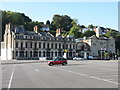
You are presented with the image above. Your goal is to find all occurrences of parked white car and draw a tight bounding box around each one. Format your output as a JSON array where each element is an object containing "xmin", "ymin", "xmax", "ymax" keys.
[{"xmin": 73, "ymin": 57, "xmax": 84, "ymax": 60}]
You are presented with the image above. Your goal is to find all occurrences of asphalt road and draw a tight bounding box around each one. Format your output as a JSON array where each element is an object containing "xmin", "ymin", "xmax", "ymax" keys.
[{"xmin": 2, "ymin": 60, "xmax": 119, "ymax": 88}]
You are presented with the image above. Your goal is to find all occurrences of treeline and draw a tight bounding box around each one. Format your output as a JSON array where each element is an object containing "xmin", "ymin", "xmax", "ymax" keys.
[
  {"xmin": 1, "ymin": 10, "xmax": 120, "ymax": 54},
  {"xmin": 2, "ymin": 10, "xmax": 119, "ymax": 38}
]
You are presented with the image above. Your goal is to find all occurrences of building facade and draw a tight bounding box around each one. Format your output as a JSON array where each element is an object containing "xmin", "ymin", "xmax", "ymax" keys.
[
  {"xmin": 1, "ymin": 23, "xmax": 76, "ymax": 60},
  {"xmin": 81, "ymin": 35, "xmax": 116, "ymax": 58}
]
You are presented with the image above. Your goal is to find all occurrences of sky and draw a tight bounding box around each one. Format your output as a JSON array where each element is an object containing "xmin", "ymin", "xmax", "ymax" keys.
[{"xmin": 1, "ymin": 2, "xmax": 118, "ymax": 30}]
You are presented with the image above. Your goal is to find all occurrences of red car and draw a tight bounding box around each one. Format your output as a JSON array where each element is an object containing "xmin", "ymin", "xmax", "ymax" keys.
[{"xmin": 48, "ymin": 57, "xmax": 68, "ymax": 66}]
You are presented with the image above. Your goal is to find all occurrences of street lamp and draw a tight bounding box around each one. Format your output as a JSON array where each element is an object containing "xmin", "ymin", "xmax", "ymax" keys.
[{"xmin": 101, "ymin": 48, "xmax": 103, "ymax": 60}]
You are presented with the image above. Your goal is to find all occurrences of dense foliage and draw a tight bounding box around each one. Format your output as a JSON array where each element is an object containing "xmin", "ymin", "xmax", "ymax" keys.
[{"xmin": 1, "ymin": 10, "xmax": 120, "ymax": 54}]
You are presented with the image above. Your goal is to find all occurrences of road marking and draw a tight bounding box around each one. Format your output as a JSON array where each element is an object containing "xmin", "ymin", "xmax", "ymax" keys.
[
  {"xmin": 85, "ymin": 66, "xmax": 118, "ymax": 72},
  {"xmin": 8, "ymin": 65, "xmax": 15, "ymax": 89},
  {"xmin": 50, "ymin": 66, "xmax": 119, "ymax": 85},
  {"xmin": 35, "ymin": 69, "xmax": 39, "ymax": 72},
  {"xmin": 48, "ymin": 66, "xmax": 56, "ymax": 68}
]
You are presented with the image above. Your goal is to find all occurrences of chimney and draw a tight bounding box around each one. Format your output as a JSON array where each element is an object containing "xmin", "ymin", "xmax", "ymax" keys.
[
  {"xmin": 56, "ymin": 28, "xmax": 61, "ymax": 37},
  {"xmin": 5, "ymin": 23, "xmax": 11, "ymax": 34},
  {"xmin": 34, "ymin": 25, "xmax": 38, "ymax": 33}
]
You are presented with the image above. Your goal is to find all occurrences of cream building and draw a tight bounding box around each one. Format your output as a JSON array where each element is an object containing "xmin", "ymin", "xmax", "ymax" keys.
[
  {"xmin": 1, "ymin": 23, "xmax": 76, "ymax": 60},
  {"xmin": 81, "ymin": 35, "xmax": 116, "ymax": 57}
]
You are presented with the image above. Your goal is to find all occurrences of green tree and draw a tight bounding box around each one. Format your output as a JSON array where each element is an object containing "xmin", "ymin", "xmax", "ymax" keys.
[
  {"xmin": 83, "ymin": 30, "xmax": 96, "ymax": 37},
  {"xmin": 105, "ymin": 29, "xmax": 118, "ymax": 38},
  {"xmin": 24, "ymin": 21, "xmax": 43, "ymax": 31},
  {"xmin": 88, "ymin": 24, "xmax": 94, "ymax": 29},
  {"xmin": 46, "ymin": 20, "xmax": 50, "ymax": 25},
  {"xmin": 104, "ymin": 52, "xmax": 109, "ymax": 59},
  {"xmin": 52, "ymin": 14, "xmax": 73, "ymax": 31},
  {"xmin": 69, "ymin": 19, "xmax": 83, "ymax": 38}
]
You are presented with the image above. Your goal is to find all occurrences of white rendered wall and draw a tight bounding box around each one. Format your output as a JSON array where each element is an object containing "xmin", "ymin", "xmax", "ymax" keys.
[
  {"xmin": 1, "ymin": 49, "xmax": 7, "ymax": 60},
  {"xmin": 7, "ymin": 48, "xmax": 12, "ymax": 60}
]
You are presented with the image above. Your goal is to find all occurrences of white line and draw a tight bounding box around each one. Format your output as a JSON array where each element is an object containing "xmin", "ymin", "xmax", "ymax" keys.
[
  {"xmin": 8, "ymin": 65, "xmax": 15, "ymax": 89},
  {"xmin": 35, "ymin": 69, "xmax": 39, "ymax": 72},
  {"xmin": 85, "ymin": 66, "xmax": 118, "ymax": 72},
  {"xmin": 51, "ymin": 66, "xmax": 119, "ymax": 85}
]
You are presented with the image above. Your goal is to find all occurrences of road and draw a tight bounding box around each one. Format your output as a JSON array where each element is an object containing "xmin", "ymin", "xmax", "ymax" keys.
[{"xmin": 2, "ymin": 60, "xmax": 119, "ymax": 89}]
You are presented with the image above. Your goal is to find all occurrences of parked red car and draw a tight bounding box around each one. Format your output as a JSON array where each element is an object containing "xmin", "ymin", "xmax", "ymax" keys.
[{"xmin": 48, "ymin": 57, "xmax": 68, "ymax": 66}]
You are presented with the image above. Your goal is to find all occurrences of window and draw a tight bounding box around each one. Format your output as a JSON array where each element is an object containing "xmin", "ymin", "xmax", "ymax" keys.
[
  {"xmin": 25, "ymin": 36, "xmax": 27, "ymax": 39},
  {"xmin": 30, "ymin": 42, "xmax": 32, "ymax": 48},
  {"xmin": 39, "ymin": 51, "xmax": 41, "ymax": 57},
  {"xmin": 25, "ymin": 42, "xmax": 27, "ymax": 48},
  {"xmin": 70, "ymin": 44, "xmax": 71, "ymax": 49},
  {"xmin": 25, "ymin": 51, "xmax": 28, "ymax": 57},
  {"xmin": 21, "ymin": 42, "xmax": 23, "ymax": 48},
  {"xmin": 63, "ymin": 44, "xmax": 65, "ymax": 49},
  {"xmin": 55, "ymin": 51, "xmax": 57, "ymax": 56},
  {"xmin": 47, "ymin": 43, "xmax": 49, "ymax": 49},
  {"xmin": 35, "ymin": 43, "xmax": 37, "ymax": 49},
  {"xmin": 39, "ymin": 42, "xmax": 41, "ymax": 48},
  {"xmin": 16, "ymin": 51, "xmax": 18, "ymax": 57},
  {"xmin": 16, "ymin": 41, "xmax": 18, "ymax": 48},
  {"xmin": 20, "ymin": 51, "xmax": 24, "ymax": 57},
  {"xmin": 34, "ymin": 51, "xmax": 38, "ymax": 57},
  {"xmin": 59, "ymin": 44, "xmax": 61, "ymax": 49},
  {"xmin": 30, "ymin": 51, "xmax": 32, "ymax": 57},
  {"xmin": 93, "ymin": 43, "xmax": 96, "ymax": 46},
  {"xmin": 43, "ymin": 51, "xmax": 45, "ymax": 57},
  {"xmin": 55, "ymin": 43, "xmax": 57, "ymax": 49},
  {"xmin": 51, "ymin": 51, "xmax": 53, "ymax": 57},
  {"xmin": 51, "ymin": 43, "xmax": 53, "ymax": 49},
  {"xmin": 43, "ymin": 43, "xmax": 46, "ymax": 48},
  {"xmin": 66, "ymin": 44, "xmax": 68, "ymax": 49}
]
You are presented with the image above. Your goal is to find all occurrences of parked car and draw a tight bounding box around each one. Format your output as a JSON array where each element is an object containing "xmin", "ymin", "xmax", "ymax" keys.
[
  {"xmin": 87, "ymin": 56, "xmax": 94, "ymax": 60},
  {"xmin": 73, "ymin": 57, "xmax": 84, "ymax": 60},
  {"xmin": 48, "ymin": 57, "xmax": 68, "ymax": 66}
]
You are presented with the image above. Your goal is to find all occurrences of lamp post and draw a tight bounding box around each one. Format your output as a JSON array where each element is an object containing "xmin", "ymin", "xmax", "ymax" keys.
[{"xmin": 101, "ymin": 48, "xmax": 103, "ymax": 60}]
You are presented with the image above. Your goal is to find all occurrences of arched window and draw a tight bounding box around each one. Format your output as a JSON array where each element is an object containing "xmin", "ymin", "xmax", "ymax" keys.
[
  {"xmin": 30, "ymin": 51, "xmax": 32, "ymax": 57},
  {"xmin": 47, "ymin": 43, "xmax": 49, "ymax": 49},
  {"xmin": 39, "ymin": 42, "xmax": 41, "ymax": 48},
  {"xmin": 25, "ymin": 51, "xmax": 28, "ymax": 57},
  {"xmin": 55, "ymin": 51, "xmax": 57, "ymax": 56},
  {"xmin": 55, "ymin": 43, "xmax": 57, "ymax": 49},
  {"xmin": 16, "ymin": 41, "xmax": 18, "ymax": 48},
  {"xmin": 43, "ymin": 51, "xmax": 45, "ymax": 57},
  {"xmin": 51, "ymin": 51, "xmax": 53, "ymax": 57},
  {"xmin": 16, "ymin": 51, "xmax": 18, "ymax": 57},
  {"xmin": 39, "ymin": 51, "xmax": 41, "ymax": 57}
]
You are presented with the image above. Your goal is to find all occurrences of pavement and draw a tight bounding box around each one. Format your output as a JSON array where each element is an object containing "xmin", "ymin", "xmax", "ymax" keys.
[
  {"xmin": 1, "ymin": 60, "xmax": 47, "ymax": 65},
  {"xmin": 2, "ymin": 60, "xmax": 119, "ymax": 89},
  {"xmin": 1, "ymin": 59, "xmax": 119, "ymax": 65}
]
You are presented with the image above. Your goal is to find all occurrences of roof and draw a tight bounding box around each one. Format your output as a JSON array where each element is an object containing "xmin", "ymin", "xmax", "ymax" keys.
[{"xmin": 12, "ymin": 26, "xmax": 53, "ymax": 37}]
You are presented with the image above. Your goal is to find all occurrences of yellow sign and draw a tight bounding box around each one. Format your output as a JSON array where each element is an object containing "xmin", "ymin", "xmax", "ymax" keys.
[{"xmin": 64, "ymin": 49, "xmax": 68, "ymax": 53}]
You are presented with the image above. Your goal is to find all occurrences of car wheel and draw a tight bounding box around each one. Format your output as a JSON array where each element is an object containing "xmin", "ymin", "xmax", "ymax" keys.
[
  {"xmin": 49, "ymin": 62, "xmax": 53, "ymax": 66},
  {"xmin": 62, "ymin": 62, "xmax": 66, "ymax": 66}
]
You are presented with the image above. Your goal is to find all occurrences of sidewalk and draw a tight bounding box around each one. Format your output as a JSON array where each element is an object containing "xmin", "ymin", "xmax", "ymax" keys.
[
  {"xmin": 1, "ymin": 59, "xmax": 48, "ymax": 65},
  {"xmin": 1, "ymin": 59, "xmax": 119, "ymax": 65}
]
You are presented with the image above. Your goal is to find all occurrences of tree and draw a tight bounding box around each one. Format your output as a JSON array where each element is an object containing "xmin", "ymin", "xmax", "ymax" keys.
[
  {"xmin": 115, "ymin": 34, "xmax": 120, "ymax": 56},
  {"xmin": 21, "ymin": 13, "xmax": 32, "ymax": 22},
  {"xmin": 83, "ymin": 30, "xmax": 96, "ymax": 37},
  {"xmin": 104, "ymin": 52, "xmax": 109, "ymax": 59},
  {"xmin": 69, "ymin": 19, "xmax": 83, "ymax": 38},
  {"xmin": 88, "ymin": 24, "xmax": 94, "ymax": 29},
  {"xmin": 80, "ymin": 25, "xmax": 86, "ymax": 28},
  {"xmin": 46, "ymin": 20, "xmax": 50, "ymax": 25},
  {"xmin": 52, "ymin": 14, "xmax": 73, "ymax": 31},
  {"xmin": 105, "ymin": 29, "xmax": 118, "ymax": 38},
  {"xmin": 23, "ymin": 21, "xmax": 43, "ymax": 31}
]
